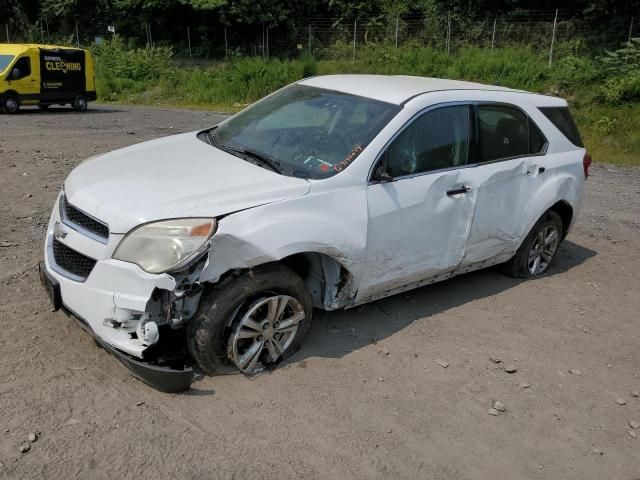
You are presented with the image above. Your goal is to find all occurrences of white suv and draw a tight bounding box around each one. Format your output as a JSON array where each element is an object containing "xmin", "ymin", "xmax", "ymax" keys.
[{"xmin": 39, "ymin": 75, "xmax": 590, "ymax": 391}]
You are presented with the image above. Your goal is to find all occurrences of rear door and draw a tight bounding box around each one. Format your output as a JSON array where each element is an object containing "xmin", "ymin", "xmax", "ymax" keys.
[
  {"xmin": 459, "ymin": 103, "xmax": 548, "ymax": 270},
  {"xmin": 40, "ymin": 48, "xmax": 86, "ymax": 101},
  {"xmin": 356, "ymin": 103, "xmax": 478, "ymax": 302}
]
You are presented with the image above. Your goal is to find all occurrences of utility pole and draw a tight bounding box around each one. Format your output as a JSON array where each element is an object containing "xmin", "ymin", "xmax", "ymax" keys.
[
  {"xmin": 446, "ymin": 12, "xmax": 451, "ymax": 56},
  {"xmin": 5, "ymin": 24, "xmax": 9, "ymax": 43},
  {"xmin": 308, "ymin": 24, "xmax": 311, "ymax": 58},
  {"xmin": 187, "ymin": 26, "xmax": 192, "ymax": 59},
  {"xmin": 548, "ymin": 8, "xmax": 558, "ymax": 67},
  {"xmin": 395, "ymin": 14, "xmax": 399, "ymax": 48},
  {"xmin": 75, "ymin": 21, "xmax": 80, "ymax": 47},
  {"xmin": 491, "ymin": 17, "xmax": 497, "ymax": 54},
  {"xmin": 629, "ymin": 17, "xmax": 635, "ymax": 43},
  {"xmin": 224, "ymin": 27, "xmax": 228, "ymax": 58},
  {"xmin": 352, "ymin": 20, "xmax": 357, "ymax": 61}
]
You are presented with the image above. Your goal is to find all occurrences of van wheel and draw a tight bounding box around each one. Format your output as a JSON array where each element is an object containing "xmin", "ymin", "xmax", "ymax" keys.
[
  {"xmin": 1, "ymin": 95, "xmax": 19, "ymax": 114},
  {"xmin": 73, "ymin": 95, "xmax": 88, "ymax": 112},
  {"xmin": 187, "ymin": 264, "xmax": 313, "ymax": 376},
  {"xmin": 503, "ymin": 211, "xmax": 563, "ymax": 279}
]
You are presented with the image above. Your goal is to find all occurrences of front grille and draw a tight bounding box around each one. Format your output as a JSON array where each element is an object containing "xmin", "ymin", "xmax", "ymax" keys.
[
  {"xmin": 52, "ymin": 239, "xmax": 97, "ymax": 279},
  {"xmin": 62, "ymin": 196, "xmax": 109, "ymax": 240}
]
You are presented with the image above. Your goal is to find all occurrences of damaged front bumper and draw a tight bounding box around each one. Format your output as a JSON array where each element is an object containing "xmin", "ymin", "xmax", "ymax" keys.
[
  {"xmin": 39, "ymin": 261, "xmax": 195, "ymax": 392},
  {"xmin": 40, "ymin": 193, "xmax": 204, "ymax": 392}
]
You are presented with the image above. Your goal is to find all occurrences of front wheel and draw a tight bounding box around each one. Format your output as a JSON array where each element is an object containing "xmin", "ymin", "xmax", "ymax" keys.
[
  {"xmin": 1, "ymin": 95, "xmax": 19, "ymax": 114},
  {"xmin": 187, "ymin": 264, "xmax": 313, "ymax": 376},
  {"xmin": 504, "ymin": 211, "xmax": 563, "ymax": 278}
]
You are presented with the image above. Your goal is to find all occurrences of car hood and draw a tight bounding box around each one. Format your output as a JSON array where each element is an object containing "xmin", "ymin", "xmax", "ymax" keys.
[{"xmin": 64, "ymin": 132, "xmax": 310, "ymax": 233}]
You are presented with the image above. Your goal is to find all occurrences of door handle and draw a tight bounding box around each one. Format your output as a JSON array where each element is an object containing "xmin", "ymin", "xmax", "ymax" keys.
[
  {"xmin": 527, "ymin": 166, "xmax": 546, "ymax": 176},
  {"xmin": 446, "ymin": 185, "xmax": 472, "ymax": 196}
]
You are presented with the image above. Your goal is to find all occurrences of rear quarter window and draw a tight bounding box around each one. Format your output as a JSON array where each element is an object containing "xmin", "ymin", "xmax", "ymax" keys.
[{"xmin": 539, "ymin": 107, "xmax": 584, "ymax": 148}]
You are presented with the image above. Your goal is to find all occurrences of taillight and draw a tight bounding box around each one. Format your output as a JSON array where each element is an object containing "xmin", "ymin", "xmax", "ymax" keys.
[{"xmin": 583, "ymin": 152, "xmax": 592, "ymax": 179}]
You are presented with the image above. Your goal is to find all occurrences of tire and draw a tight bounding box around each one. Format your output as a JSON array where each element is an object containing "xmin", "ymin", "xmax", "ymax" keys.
[
  {"xmin": 503, "ymin": 211, "xmax": 563, "ymax": 279},
  {"xmin": 187, "ymin": 264, "xmax": 313, "ymax": 376},
  {"xmin": 73, "ymin": 95, "xmax": 88, "ymax": 112},
  {"xmin": 1, "ymin": 95, "xmax": 19, "ymax": 114}
]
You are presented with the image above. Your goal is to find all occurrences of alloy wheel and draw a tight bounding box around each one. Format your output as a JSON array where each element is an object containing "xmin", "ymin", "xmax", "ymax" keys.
[
  {"xmin": 527, "ymin": 224, "xmax": 560, "ymax": 275},
  {"xmin": 229, "ymin": 295, "xmax": 305, "ymax": 374}
]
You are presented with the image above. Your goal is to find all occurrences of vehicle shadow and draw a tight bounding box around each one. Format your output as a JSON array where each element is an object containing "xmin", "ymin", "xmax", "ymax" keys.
[
  {"xmin": 291, "ymin": 240, "xmax": 596, "ymax": 362},
  {"xmin": 12, "ymin": 106, "xmax": 123, "ymax": 115}
]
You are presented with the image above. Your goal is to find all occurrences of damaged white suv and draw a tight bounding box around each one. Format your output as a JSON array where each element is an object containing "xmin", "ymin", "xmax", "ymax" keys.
[{"xmin": 40, "ymin": 75, "xmax": 590, "ymax": 391}]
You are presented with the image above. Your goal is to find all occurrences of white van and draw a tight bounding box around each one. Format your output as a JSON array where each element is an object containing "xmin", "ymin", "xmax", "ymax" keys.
[{"xmin": 39, "ymin": 75, "xmax": 590, "ymax": 391}]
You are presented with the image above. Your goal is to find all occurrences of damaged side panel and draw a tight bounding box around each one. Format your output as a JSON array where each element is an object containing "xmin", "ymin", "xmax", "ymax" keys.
[
  {"xmin": 198, "ymin": 186, "xmax": 369, "ymax": 309},
  {"xmin": 462, "ymin": 152, "xmax": 583, "ymax": 267}
]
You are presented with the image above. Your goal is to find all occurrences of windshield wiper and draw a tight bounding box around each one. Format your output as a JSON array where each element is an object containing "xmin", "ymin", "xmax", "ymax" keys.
[
  {"xmin": 200, "ymin": 127, "xmax": 284, "ymax": 174},
  {"xmin": 230, "ymin": 147, "xmax": 284, "ymax": 174}
]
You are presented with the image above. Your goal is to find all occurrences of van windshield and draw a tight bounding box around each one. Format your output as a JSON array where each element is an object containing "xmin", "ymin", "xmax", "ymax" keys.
[
  {"xmin": 0, "ymin": 55, "xmax": 14, "ymax": 73},
  {"xmin": 203, "ymin": 85, "xmax": 401, "ymax": 179}
]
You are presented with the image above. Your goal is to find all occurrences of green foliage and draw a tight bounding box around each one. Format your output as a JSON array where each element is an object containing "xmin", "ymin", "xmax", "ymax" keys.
[
  {"xmin": 597, "ymin": 39, "xmax": 640, "ymax": 104},
  {"xmin": 600, "ymin": 73, "xmax": 640, "ymax": 104},
  {"xmin": 601, "ymin": 38, "xmax": 640, "ymax": 74},
  {"xmin": 93, "ymin": 37, "xmax": 174, "ymax": 100},
  {"xmin": 93, "ymin": 39, "xmax": 640, "ymax": 165}
]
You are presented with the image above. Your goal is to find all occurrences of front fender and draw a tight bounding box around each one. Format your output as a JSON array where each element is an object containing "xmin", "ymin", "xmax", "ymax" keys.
[{"xmin": 199, "ymin": 186, "xmax": 369, "ymax": 285}]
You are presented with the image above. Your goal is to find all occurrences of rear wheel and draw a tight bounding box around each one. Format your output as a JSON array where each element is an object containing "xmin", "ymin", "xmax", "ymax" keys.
[
  {"xmin": 1, "ymin": 95, "xmax": 19, "ymax": 114},
  {"xmin": 187, "ymin": 264, "xmax": 313, "ymax": 376},
  {"xmin": 73, "ymin": 95, "xmax": 88, "ymax": 112},
  {"xmin": 504, "ymin": 211, "xmax": 563, "ymax": 278}
]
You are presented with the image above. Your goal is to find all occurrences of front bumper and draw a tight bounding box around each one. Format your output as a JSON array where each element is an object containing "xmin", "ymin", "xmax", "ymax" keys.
[
  {"xmin": 39, "ymin": 261, "xmax": 195, "ymax": 392},
  {"xmin": 41, "ymin": 192, "xmax": 196, "ymax": 392}
]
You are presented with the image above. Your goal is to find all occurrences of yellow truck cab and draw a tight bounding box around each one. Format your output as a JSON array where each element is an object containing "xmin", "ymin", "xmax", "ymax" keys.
[{"xmin": 0, "ymin": 43, "xmax": 96, "ymax": 114}]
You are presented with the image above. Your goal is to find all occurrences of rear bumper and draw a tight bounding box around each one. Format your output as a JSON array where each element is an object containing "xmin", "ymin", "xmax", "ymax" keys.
[{"xmin": 39, "ymin": 260, "xmax": 195, "ymax": 393}]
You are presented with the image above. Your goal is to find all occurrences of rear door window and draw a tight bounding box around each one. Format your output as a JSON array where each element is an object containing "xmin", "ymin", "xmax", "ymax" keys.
[
  {"xmin": 539, "ymin": 107, "xmax": 584, "ymax": 147},
  {"xmin": 477, "ymin": 105, "xmax": 546, "ymax": 163}
]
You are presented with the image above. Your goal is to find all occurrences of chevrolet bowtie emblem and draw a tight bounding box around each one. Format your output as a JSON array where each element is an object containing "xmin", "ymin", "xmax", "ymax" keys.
[{"xmin": 53, "ymin": 221, "xmax": 68, "ymax": 239}]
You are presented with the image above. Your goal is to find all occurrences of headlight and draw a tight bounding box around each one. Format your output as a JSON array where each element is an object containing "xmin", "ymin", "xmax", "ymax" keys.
[{"xmin": 113, "ymin": 218, "xmax": 217, "ymax": 274}]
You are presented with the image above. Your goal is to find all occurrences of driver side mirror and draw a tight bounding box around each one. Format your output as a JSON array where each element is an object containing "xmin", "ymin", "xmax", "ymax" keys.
[{"xmin": 8, "ymin": 68, "xmax": 21, "ymax": 80}]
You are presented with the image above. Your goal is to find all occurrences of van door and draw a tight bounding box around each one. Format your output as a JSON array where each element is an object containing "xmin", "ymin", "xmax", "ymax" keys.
[
  {"xmin": 5, "ymin": 52, "xmax": 39, "ymax": 99},
  {"xmin": 356, "ymin": 104, "xmax": 477, "ymax": 303},
  {"xmin": 459, "ymin": 103, "xmax": 548, "ymax": 271}
]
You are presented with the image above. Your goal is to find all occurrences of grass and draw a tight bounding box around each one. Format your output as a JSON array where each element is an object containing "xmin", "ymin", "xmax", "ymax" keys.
[{"xmin": 93, "ymin": 40, "xmax": 640, "ymax": 166}]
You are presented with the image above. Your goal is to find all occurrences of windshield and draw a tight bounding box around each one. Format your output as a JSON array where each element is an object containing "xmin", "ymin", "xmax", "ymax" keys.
[
  {"xmin": 208, "ymin": 84, "xmax": 401, "ymax": 179},
  {"xmin": 0, "ymin": 55, "xmax": 15, "ymax": 74}
]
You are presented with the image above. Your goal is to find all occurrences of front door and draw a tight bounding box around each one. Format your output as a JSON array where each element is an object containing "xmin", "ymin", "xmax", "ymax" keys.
[
  {"xmin": 5, "ymin": 55, "xmax": 39, "ymax": 98},
  {"xmin": 356, "ymin": 104, "xmax": 478, "ymax": 302}
]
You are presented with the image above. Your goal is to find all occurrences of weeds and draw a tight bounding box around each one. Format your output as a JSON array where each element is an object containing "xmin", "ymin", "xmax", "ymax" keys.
[{"xmin": 93, "ymin": 37, "xmax": 640, "ymax": 165}]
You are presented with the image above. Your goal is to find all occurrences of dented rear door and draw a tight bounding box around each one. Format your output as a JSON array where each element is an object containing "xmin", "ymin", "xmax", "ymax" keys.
[{"xmin": 460, "ymin": 103, "xmax": 549, "ymax": 267}]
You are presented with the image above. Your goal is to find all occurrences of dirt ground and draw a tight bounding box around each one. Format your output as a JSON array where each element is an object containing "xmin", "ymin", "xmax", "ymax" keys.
[{"xmin": 1, "ymin": 105, "xmax": 639, "ymax": 480}]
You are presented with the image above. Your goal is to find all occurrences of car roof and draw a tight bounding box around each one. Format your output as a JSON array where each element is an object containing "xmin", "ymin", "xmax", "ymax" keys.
[
  {"xmin": 298, "ymin": 74, "xmax": 536, "ymax": 105},
  {"xmin": 0, "ymin": 43, "xmax": 87, "ymax": 55}
]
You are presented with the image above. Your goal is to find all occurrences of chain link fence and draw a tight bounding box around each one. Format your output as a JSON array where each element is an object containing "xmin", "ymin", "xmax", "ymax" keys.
[{"xmin": 2, "ymin": 9, "xmax": 637, "ymax": 65}]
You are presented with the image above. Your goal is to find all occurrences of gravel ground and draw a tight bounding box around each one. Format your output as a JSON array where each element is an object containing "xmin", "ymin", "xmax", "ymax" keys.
[{"xmin": 1, "ymin": 105, "xmax": 639, "ymax": 480}]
